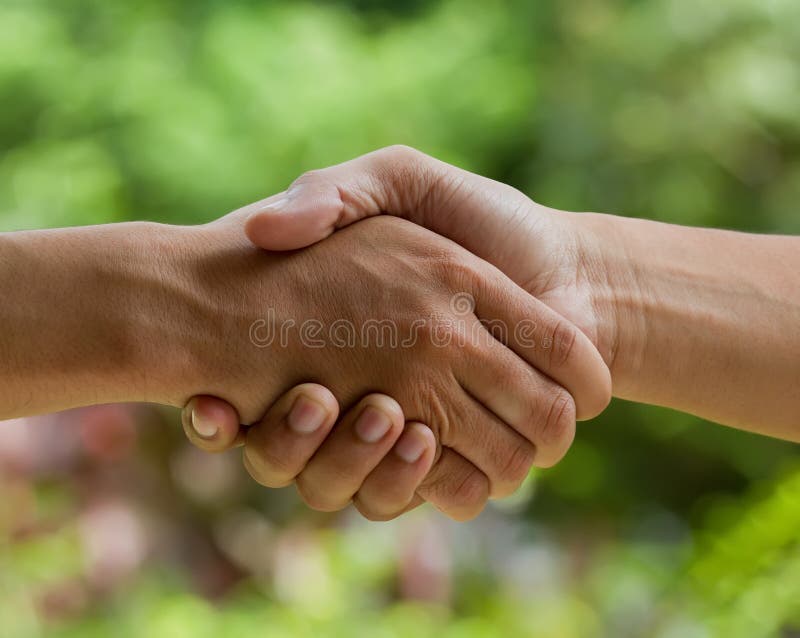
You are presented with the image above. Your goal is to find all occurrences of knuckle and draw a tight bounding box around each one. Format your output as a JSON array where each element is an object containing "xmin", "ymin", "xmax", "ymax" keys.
[
  {"xmin": 398, "ymin": 376, "xmax": 451, "ymax": 448},
  {"xmin": 495, "ymin": 440, "xmax": 536, "ymax": 496},
  {"xmin": 418, "ymin": 318, "xmax": 472, "ymax": 363},
  {"xmin": 418, "ymin": 456, "xmax": 488, "ymax": 521},
  {"xmin": 291, "ymin": 168, "xmax": 324, "ymax": 189},
  {"xmin": 545, "ymin": 318, "xmax": 579, "ymax": 370},
  {"xmin": 372, "ymin": 145, "xmax": 430, "ymax": 211},
  {"xmin": 381, "ymin": 144, "xmax": 422, "ymax": 165},
  {"xmin": 442, "ymin": 256, "xmax": 480, "ymax": 291},
  {"xmin": 536, "ymin": 392, "xmax": 576, "ymax": 466},
  {"xmin": 419, "ymin": 245, "xmax": 465, "ymax": 286},
  {"xmin": 447, "ymin": 465, "xmax": 489, "ymax": 514},
  {"xmin": 295, "ymin": 478, "xmax": 347, "ymax": 513}
]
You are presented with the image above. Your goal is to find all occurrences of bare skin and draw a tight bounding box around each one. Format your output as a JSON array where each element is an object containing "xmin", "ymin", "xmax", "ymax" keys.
[
  {"xmin": 193, "ymin": 145, "xmax": 800, "ymax": 519},
  {"xmin": 0, "ymin": 208, "xmax": 610, "ymax": 521}
]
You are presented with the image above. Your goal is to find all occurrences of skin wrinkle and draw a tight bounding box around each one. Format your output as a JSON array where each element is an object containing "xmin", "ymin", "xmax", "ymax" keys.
[
  {"xmin": 192, "ymin": 214, "xmax": 587, "ymax": 509},
  {"xmin": 570, "ymin": 214, "xmax": 625, "ymax": 371},
  {"xmin": 388, "ymin": 146, "xmax": 440, "ymax": 216},
  {"xmin": 182, "ymin": 146, "xmax": 800, "ymax": 520},
  {"xmin": 419, "ymin": 449, "xmax": 473, "ymax": 501},
  {"xmin": 424, "ymin": 169, "xmax": 469, "ymax": 229},
  {"xmin": 446, "ymin": 459, "xmax": 489, "ymax": 512},
  {"xmin": 456, "ymin": 380, "xmax": 534, "ymax": 493},
  {"xmin": 495, "ymin": 437, "xmax": 536, "ymax": 493},
  {"xmin": 412, "ymin": 370, "xmax": 450, "ymax": 465},
  {"xmin": 194, "ymin": 148, "xmax": 614, "ymax": 516}
]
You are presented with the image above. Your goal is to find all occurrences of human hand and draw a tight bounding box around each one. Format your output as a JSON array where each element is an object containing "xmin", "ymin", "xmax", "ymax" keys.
[
  {"xmin": 176, "ymin": 213, "xmax": 610, "ymax": 519},
  {"xmin": 240, "ymin": 146, "xmax": 800, "ymax": 438},
  {"xmin": 242, "ymin": 145, "xmax": 623, "ymax": 387},
  {"xmin": 187, "ymin": 144, "xmax": 800, "ymax": 464},
  {"xmin": 183, "ymin": 384, "xmax": 436, "ymax": 520}
]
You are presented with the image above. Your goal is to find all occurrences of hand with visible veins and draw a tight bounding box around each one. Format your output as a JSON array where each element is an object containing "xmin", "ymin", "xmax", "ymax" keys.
[
  {"xmin": 184, "ymin": 152, "xmax": 610, "ymax": 518},
  {"xmin": 190, "ymin": 144, "xmax": 800, "ymax": 513},
  {"xmin": 0, "ymin": 209, "xmax": 611, "ymax": 522},
  {"xmin": 184, "ymin": 211, "xmax": 610, "ymax": 521}
]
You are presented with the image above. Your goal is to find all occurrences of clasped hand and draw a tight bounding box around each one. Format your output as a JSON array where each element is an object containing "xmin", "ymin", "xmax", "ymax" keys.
[{"xmin": 181, "ymin": 146, "xmax": 612, "ymax": 522}]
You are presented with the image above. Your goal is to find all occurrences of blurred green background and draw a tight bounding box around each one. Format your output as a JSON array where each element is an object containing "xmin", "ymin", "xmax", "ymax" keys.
[{"xmin": 1, "ymin": 0, "xmax": 799, "ymax": 636}]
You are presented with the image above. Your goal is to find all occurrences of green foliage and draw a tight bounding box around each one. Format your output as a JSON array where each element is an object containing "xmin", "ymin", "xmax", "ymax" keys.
[
  {"xmin": 1, "ymin": 0, "xmax": 798, "ymax": 636},
  {"xmin": 0, "ymin": 0, "xmax": 533, "ymax": 228}
]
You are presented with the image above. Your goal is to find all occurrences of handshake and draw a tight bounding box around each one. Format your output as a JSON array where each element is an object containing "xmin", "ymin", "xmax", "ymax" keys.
[
  {"xmin": 3, "ymin": 146, "xmax": 796, "ymax": 522},
  {"xmin": 178, "ymin": 146, "xmax": 615, "ymax": 521}
]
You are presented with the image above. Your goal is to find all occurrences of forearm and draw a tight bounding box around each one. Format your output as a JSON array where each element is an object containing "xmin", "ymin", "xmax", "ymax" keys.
[
  {"xmin": 580, "ymin": 213, "xmax": 800, "ymax": 439},
  {"xmin": 0, "ymin": 222, "xmax": 202, "ymax": 418}
]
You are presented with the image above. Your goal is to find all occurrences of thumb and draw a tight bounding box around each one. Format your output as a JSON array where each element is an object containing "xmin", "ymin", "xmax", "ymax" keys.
[
  {"xmin": 181, "ymin": 395, "xmax": 245, "ymax": 453},
  {"xmin": 243, "ymin": 183, "xmax": 347, "ymax": 251},
  {"xmin": 244, "ymin": 145, "xmax": 462, "ymax": 251}
]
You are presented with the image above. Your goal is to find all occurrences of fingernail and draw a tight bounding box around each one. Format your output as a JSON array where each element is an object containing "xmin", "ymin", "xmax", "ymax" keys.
[
  {"xmin": 191, "ymin": 404, "xmax": 218, "ymax": 439},
  {"xmin": 354, "ymin": 407, "xmax": 391, "ymax": 443},
  {"xmin": 394, "ymin": 426, "xmax": 428, "ymax": 463},
  {"xmin": 288, "ymin": 395, "xmax": 327, "ymax": 434}
]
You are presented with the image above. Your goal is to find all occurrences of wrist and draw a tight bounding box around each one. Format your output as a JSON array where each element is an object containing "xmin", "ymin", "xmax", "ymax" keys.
[
  {"xmin": 155, "ymin": 219, "xmax": 292, "ymax": 422},
  {"xmin": 113, "ymin": 221, "xmax": 211, "ymax": 407},
  {"xmin": 0, "ymin": 221, "xmax": 208, "ymax": 416},
  {"xmin": 69, "ymin": 221, "xmax": 212, "ymax": 408},
  {"xmin": 569, "ymin": 211, "xmax": 650, "ymax": 399},
  {"xmin": 118, "ymin": 219, "xmax": 273, "ymax": 411},
  {"xmin": 558, "ymin": 210, "xmax": 800, "ymax": 433}
]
